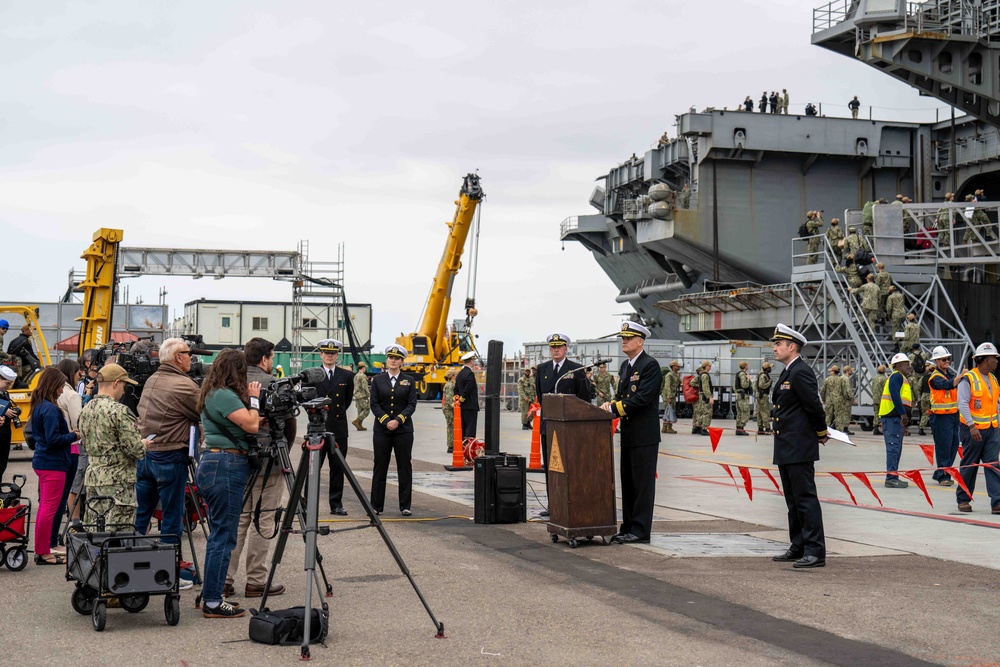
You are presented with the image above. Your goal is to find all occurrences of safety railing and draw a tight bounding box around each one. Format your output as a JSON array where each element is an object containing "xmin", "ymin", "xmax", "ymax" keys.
[{"xmin": 813, "ymin": 0, "xmax": 854, "ymax": 32}]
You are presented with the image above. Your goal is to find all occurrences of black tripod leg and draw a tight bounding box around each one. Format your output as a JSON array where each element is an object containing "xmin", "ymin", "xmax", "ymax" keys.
[
  {"xmin": 184, "ymin": 461, "xmax": 209, "ymax": 586},
  {"xmin": 258, "ymin": 445, "xmax": 311, "ymax": 613},
  {"xmin": 278, "ymin": 438, "xmax": 332, "ymax": 596},
  {"xmin": 331, "ymin": 443, "xmax": 446, "ymax": 638}
]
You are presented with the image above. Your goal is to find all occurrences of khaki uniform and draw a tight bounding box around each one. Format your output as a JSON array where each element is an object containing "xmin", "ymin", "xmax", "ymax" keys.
[
  {"xmin": 517, "ymin": 374, "xmax": 537, "ymax": 426},
  {"xmin": 78, "ymin": 394, "xmax": 146, "ymax": 527}
]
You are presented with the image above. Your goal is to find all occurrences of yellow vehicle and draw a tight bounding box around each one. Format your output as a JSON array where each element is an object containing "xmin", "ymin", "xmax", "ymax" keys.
[
  {"xmin": 2, "ymin": 228, "xmax": 123, "ymax": 444},
  {"xmin": 396, "ymin": 173, "xmax": 484, "ymax": 398},
  {"xmin": 1, "ymin": 306, "xmax": 52, "ymax": 445}
]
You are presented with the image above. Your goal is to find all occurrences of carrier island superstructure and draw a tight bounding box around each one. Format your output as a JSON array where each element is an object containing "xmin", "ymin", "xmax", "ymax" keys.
[{"xmin": 561, "ymin": 0, "xmax": 1000, "ymax": 424}]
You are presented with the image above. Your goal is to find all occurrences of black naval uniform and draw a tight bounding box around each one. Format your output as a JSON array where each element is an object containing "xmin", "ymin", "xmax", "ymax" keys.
[
  {"xmin": 369, "ymin": 371, "xmax": 419, "ymax": 513},
  {"xmin": 313, "ymin": 365, "xmax": 355, "ymax": 512},
  {"xmin": 771, "ymin": 356, "xmax": 828, "ymax": 559},
  {"xmin": 609, "ymin": 350, "xmax": 662, "ymax": 541},
  {"xmin": 535, "ymin": 358, "xmax": 592, "ymax": 471},
  {"xmin": 454, "ymin": 365, "xmax": 479, "ymax": 440}
]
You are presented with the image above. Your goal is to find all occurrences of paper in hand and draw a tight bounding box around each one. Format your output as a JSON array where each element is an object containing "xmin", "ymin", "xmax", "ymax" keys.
[{"xmin": 825, "ymin": 427, "xmax": 856, "ymax": 446}]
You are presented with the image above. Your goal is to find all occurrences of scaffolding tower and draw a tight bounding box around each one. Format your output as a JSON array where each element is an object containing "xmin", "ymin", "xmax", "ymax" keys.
[{"xmin": 289, "ymin": 240, "xmax": 345, "ymax": 373}]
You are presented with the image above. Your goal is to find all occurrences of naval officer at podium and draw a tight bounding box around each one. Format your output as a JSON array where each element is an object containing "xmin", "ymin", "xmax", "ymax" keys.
[{"xmin": 602, "ymin": 321, "xmax": 662, "ymax": 544}]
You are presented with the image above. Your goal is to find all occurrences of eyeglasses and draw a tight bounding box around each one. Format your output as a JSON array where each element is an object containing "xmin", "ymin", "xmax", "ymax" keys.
[{"xmin": 177, "ymin": 350, "xmax": 194, "ymax": 356}]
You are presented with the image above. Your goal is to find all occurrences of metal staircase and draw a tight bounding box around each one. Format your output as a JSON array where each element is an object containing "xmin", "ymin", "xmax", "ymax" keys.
[{"xmin": 812, "ymin": 0, "xmax": 1000, "ymax": 126}]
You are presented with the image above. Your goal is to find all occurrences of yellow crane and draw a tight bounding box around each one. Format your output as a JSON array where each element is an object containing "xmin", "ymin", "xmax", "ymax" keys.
[{"xmin": 396, "ymin": 173, "xmax": 484, "ymax": 398}]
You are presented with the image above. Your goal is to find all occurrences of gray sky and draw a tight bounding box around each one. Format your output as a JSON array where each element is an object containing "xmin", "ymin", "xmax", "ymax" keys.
[{"xmin": 0, "ymin": 1, "xmax": 947, "ymax": 355}]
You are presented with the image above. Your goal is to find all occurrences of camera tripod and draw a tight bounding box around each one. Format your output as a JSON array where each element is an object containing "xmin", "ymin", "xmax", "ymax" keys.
[{"xmin": 254, "ymin": 401, "xmax": 445, "ymax": 660}]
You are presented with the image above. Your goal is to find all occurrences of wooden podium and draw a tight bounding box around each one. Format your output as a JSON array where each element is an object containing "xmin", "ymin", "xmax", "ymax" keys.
[{"xmin": 542, "ymin": 394, "xmax": 617, "ymax": 547}]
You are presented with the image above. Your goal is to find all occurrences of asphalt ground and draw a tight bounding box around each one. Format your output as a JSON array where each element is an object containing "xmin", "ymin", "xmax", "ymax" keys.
[{"xmin": 1, "ymin": 405, "xmax": 998, "ymax": 666}]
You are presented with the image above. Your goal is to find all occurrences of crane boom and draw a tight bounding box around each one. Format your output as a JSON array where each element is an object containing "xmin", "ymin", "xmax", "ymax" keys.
[{"xmin": 77, "ymin": 228, "xmax": 123, "ymax": 356}]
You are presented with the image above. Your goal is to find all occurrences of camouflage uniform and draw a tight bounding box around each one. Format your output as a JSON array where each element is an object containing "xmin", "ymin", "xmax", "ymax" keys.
[
  {"xmin": 353, "ymin": 372, "xmax": 370, "ymax": 426},
  {"xmin": 442, "ymin": 378, "xmax": 456, "ymax": 451},
  {"xmin": 805, "ymin": 218, "xmax": 823, "ymax": 264},
  {"xmin": 862, "ymin": 201, "xmax": 875, "ymax": 237},
  {"xmin": 680, "ymin": 187, "xmax": 691, "ymax": 209},
  {"xmin": 964, "ymin": 208, "xmax": 995, "ymax": 244},
  {"xmin": 874, "ymin": 268, "xmax": 892, "ymax": 318},
  {"xmin": 851, "ymin": 281, "xmax": 881, "ymax": 329},
  {"xmin": 843, "ymin": 230, "xmax": 864, "ymax": 259},
  {"xmin": 692, "ymin": 370, "xmax": 714, "ymax": 430},
  {"xmin": 826, "ymin": 222, "xmax": 844, "ymax": 262},
  {"xmin": 594, "ymin": 369, "xmax": 616, "ymax": 405},
  {"xmin": 754, "ymin": 368, "xmax": 772, "ymax": 433},
  {"xmin": 661, "ymin": 367, "xmax": 680, "ymax": 430},
  {"xmin": 820, "ymin": 373, "xmax": 839, "ymax": 427},
  {"xmin": 836, "ymin": 371, "xmax": 855, "ymax": 431},
  {"xmin": 935, "ymin": 207, "xmax": 953, "ymax": 247},
  {"xmin": 836, "ymin": 261, "xmax": 862, "ymax": 289},
  {"xmin": 734, "ymin": 369, "xmax": 751, "ymax": 431},
  {"xmin": 517, "ymin": 373, "xmax": 537, "ymax": 427},
  {"xmin": 78, "ymin": 394, "xmax": 145, "ymax": 527},
  {"xmin": 902, "ymin": 321, "xmax": 920, "ymax": 352},
  {"xmin": 871, "ymin": 370, "xmax": 888, "ymax": 432},
  {"xmin": 886, "ymin": 292, "xmax": 906, "ymax": 334}
]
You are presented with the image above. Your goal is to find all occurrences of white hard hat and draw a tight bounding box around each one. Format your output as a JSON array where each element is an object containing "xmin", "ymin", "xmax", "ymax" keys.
[
  {"xmin": 889, "ymin": 353, "xmax": 910, "ymax": 366},
  {"xmin": 974, "ymin": 342, "xmax": 999, "ymax": 357},
  {"xmin": 929, "ymin": 346, "xmax": 951, "ymax": 361}
]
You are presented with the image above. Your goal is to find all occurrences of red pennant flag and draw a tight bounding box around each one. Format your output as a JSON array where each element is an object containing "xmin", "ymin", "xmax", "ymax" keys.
[
  {"xmin": 829, "ymin": 472, "xmax": 858, "ymax": 505},
  {"xmin": 762, "ymin": 469, "xmax": 782, "ymax": 494},
  {"xmin": 719, "ymin": 463, "xmax": 740, "ymax": 489},
  {"xmin": 958, "ymin": 444, "xmax": 964, "ymax": 459},
  {"xmin": 611, "ymin": 418, "xmax": 619, "ymax": 435},
  {"xmin": 738, "ymin": 467, "xmax": 754, "ymax": 501},
  {"xmin": 942, "ymin": 467, "xmax": 972, "ymax": 499},
  {"xmin": 900, "ymin": 470, "xmax": 933, "ymax": 507},
  {"xmin": 850, "ymin": 472, "xmax": 883, "ymax": 506},
  {"xmin": 918, "ymin": 444, "xmax": 935, "ymax": 466},
  {"xmin": 708, "ymin": 427, "xmax": 724, "ymax": 452}
]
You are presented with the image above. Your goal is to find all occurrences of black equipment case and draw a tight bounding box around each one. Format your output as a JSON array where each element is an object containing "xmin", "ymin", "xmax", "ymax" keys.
[{"xmin": 474, "ymin": 454, "xmax": 527, "ymax": 524}]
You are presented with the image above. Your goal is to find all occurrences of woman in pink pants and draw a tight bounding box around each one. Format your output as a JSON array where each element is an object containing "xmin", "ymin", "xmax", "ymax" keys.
[{"xmin": 30, "ymin": 368, "xmax": 79, "ymax": 565}]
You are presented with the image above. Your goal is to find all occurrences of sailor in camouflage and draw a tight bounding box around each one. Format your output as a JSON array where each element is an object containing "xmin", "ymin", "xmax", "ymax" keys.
[
  {"xmin": 517, "ymin": 368, "xmax": 537, "ymax": 429},
  {"xmin": 851, "ymin": 273, "xmax": 882, "ymax": 330},
  {"xmin": 805, "ymin": 212, "xmax": 823, "ymax": 264},
  {"xmin": 660, "ymin": 360, "xmax": 681, "ymax": 434},
  {"xmin": 442, "ymin": 368, "xmax": 458, "ymax": 452},
  {"xmin": 754, "ymin": 362, "xmax": 773, "ymax": 434},
  {"xmin": 886, "ymin": 287, "xmax": 906, "ymax": 335},
  {"xmin": 352, "ymin": 362, "xmax": 370, "ymax": 431},
  {"xmin": 734, "ymin": 361, "xmax": 751, "ymax": 435},
  {"xmin": 871, "ymin": 365, "xmax": 888, "ymax": 435},
  {"xmin": 821, "ymin": 366, "xmax": 842, "ymax": 428},
  {"xmin": 594, "ymin": 363, "xmax": 617, "ymax": 405},
  {"xmin": 691, "ymin": 361, "xmax": 714, "ymax": 435},
  {"xmin": 835, "ymin": 257, "xmax": 862, "ymax": 289},
  {"xmin": 936, "ymin": 193, "xmax": 954, "ymax": 247},
  {"xmin": 963, "ymin": 195, "xmax": 996, "ymax": 243},
  {"xmin": 77, "ymin": 363, "xmax": 146, "ymax": 527},
  {"xmin": 902, "ymin": 313, "xmax": 920, "ymax": 352},
  {"xmin": 874, "ymin": 263, "xmax": 892, "ymax": 319},
  {"xmin": 838, "ymin": 366, "xmax": 855, "ymax": 434},
  {"xmin": 680, "ymin": 184, "xmax": 691, "ymax": 209},
  {"xmin": 826, "ymin": 218, "xmax": 844, "ymax": 262},
  {"xmin": 843, "ymin": 226, "xmax": 864, "ymax": 259}
]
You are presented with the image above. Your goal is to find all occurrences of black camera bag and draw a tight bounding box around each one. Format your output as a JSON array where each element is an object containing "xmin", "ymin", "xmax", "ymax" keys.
[{"xmin": 249, "ymin": 606, "xmax": 329, "ymax": 646}]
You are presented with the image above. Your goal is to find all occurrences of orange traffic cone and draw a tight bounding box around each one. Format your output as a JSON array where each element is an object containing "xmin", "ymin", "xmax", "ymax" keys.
[
  {"xmin": 446, "ymin": 396, "xmax": 471, "ymax": 470},
  {"xmin": 528, "ymin": 402, "xmax": 542, "ymax": 470}
]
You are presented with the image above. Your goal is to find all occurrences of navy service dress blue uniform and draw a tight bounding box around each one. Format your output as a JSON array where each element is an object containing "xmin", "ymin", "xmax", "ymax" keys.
[
  {"xmin": 369, "ymin": 344, "xmax": 419, "ymax": 514},
  {"xmin": 769, "ymin": 324, "xmax": 828, "ymax": 568},
  {"xmin": 310, "ymin": 339, "xmax": 355, "ymax": 514},
  {"xmin": 606, "ymin": 322, "xmax": 661, "ymax": 543},
  {"xmin": 535, "ymin": 332, "xmax": 592, "ymax": 472},
  {"xmin": 454, "ymin": 351, "xmax": 479, "ymax": 440}
]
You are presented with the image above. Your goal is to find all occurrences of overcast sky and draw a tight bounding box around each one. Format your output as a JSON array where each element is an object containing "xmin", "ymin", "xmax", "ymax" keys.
[{"xmin": 0, "ymin": 1, "xmax": 947, "ymax": 356}]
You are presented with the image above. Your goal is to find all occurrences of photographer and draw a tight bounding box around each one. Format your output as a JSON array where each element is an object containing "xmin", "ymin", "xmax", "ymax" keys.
[
  {"xmin": 309, "ymin": 339, "xmax": 355, "ymax": 516},
  {"xmin": 77, "ymin": 348, "xmax": 99, "ymax": 405},
  {"xmin": 0, "ymin": 365, "xmax": 20, "ymax": 481},
  {"xmin": 223, "ymin": 338, "xmax": 289, "ymax": 600},
  {"xmin": 7, "ymin": 323, "xmax": 40, "ymax": 386},
  {"xmin": 135, "ymin": 338, "xmax": 201, "ymax": 562},
  {"xmin": 196, "ymin": 349, "xmax": 260, "ymax": 619}
]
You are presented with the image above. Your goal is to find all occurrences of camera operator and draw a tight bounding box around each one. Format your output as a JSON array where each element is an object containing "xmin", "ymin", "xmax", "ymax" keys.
[
  {"xmin": 135, "ymin": 338, "xmax": 200, "ymax": 566},
  {"xmin": 0, "ymin": 365, "xmax": 20, "ymax": 482},
  {"xmin": 77, "ymin": 349, "xmax": 100, "ymax": 405},
  {"xmin": 223, "ymin": 337, "xmax": 290, "ymax": 599},
  {"xmin": 7, "ymin": 323, "xmax": 40, "ymax": 386},
  {"xmin": 308, "ymin": 339, "xmax": 355, "ymax": 516},
  {"xmin": 196, "ymin": 349, "xmax": 260, "ymax": 619}
]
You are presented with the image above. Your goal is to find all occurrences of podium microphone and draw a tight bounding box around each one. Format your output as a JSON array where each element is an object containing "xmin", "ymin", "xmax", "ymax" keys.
[{"xmin": 554, "ymin": 358, "xmax": 613, "ymax": 391}]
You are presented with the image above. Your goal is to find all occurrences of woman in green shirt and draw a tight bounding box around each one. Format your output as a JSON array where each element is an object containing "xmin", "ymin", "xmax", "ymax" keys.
[{"xmin": 195, "ymin": 349, "xmax": 261, "ymax": 619}]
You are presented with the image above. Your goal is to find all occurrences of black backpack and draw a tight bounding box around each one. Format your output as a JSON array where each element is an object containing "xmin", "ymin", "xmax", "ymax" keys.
[
  {"xmin": 798, "ymin": 223, "xmax": 809, "ymax": 238},
  {"xmin": 249, "ymin": 606, "xmax": 330, "ymax": 646},
  {"xmin": 911, "ymin": 353, "xmax": 926, "ymax": 374}
]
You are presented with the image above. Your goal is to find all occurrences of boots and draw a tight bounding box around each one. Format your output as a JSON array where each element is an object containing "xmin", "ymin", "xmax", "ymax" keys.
[
  {"xmin": 918, "ymin": 427, "xmax": 926, "ymax": 436},
  {"xmin": 735, "ymin": 429, "xmax": 749, "ymax": 436},
  {"xmin": 661, "ymin": 424, "xmax": 677, "ymax": 434},
  {"xmin": 352, "ymin": 418, "xmax": 362, "ymax": 431},
  {"xmin": 872, "ymin": 426, "xmax": 882, "ymax": 436}
]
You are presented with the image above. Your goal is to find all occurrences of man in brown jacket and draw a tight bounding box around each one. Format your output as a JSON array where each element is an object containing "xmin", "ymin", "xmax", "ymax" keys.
[{"xmin": 135, "ymin": 338, "xmax": 201, "ymax": 568}]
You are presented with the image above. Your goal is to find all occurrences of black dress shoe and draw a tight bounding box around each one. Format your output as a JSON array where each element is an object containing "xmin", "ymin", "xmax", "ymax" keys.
[
  {"xmin": 793, "ymin": 555, "xmax": 826, "ymax": 568},
  {"xmin": 331, "ymin": 507, "xmax": 348, "ymax": 516},
  {"xmin": 772, "ymin": 549, "xmax": 803, "ymax": 562},
  {"xmin": 613, "ymin": 533, "xmax": 650, "ymax": 544}
]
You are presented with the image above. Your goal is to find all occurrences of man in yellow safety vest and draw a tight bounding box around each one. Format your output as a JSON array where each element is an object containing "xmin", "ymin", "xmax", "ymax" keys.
[{"xmin": 879, "ymin": 353, "xmax": 913, "ymax": 488}]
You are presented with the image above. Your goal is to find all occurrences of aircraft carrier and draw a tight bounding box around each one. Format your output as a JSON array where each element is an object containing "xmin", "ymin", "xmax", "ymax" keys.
[{"xmin": 562, "ymin": 0, "xmax": 1000, "ymax": 348}]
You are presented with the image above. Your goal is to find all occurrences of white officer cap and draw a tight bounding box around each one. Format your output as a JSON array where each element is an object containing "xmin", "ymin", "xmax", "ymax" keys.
[
  {"xmin": 384, "ymin": 344, "xmax": 407, "ymax": 359},
  {"xmin": 317, "ymin": 339, "xmax": 343, "ymax": 353},
  {"xmin": 974, "ymin": 342, "xmax": 999, "ymax": 358},
  {"xmin": 460, "ymin": 351, "xmax": 477, "ymax": 361},
  {"xmin": 929, "ymin": 346, "xmax": 951, "ymax": 361},
  {"xmin": 546, "ymin": 333, "xmax": 570, "ymax": 347},
  {"xmin": 770, "ymin": 323, "xmax": 807, "ymax": 347},
  {"xmin": 890, "ymin": 352, "xmax": 910, "ymax": 366},
  {"xmin": 618, "ymin": 321, "xmax": 650, "ymax": 339},
  {"xmin": 0, "ymin": 366, "xmax": 16, "ymax": 381}
]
